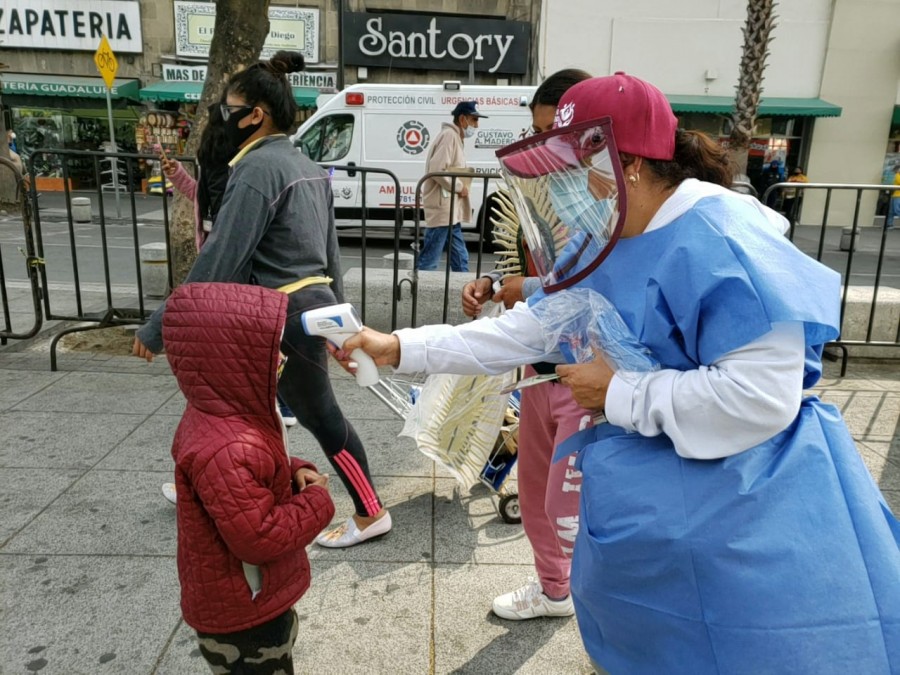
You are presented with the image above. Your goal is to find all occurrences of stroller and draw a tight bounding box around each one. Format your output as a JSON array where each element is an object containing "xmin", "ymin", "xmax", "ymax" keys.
[{"xmin": 370, "ymin": 371, "xmax": 522, "ymax": 524}]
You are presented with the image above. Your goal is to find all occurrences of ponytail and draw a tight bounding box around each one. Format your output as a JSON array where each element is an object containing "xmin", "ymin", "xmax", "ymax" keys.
[
  {"xmin": 227, "ymin": 50, "xmax": 306, "ymax": 132},
  {"xmin": 644, "ymin": 129, "xmax": 734, "ymax": 189}
]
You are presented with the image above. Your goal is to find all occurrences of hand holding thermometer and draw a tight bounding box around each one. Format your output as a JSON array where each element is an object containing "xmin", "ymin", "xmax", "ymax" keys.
[{"xmin": 301, "ymin": 304, "xmax": 380, "ymax": 387}]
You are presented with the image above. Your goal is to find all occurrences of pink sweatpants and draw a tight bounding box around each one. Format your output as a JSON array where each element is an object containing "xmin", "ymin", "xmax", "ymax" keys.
[{"xmin": 517, "ymin": 366, "xmax": 594, "ymax": 599}]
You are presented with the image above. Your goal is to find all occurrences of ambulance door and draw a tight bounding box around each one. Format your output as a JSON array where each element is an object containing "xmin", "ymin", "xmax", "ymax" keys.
[{"xmin": 361, "ymin": 110, "xmax": 435, "ymax": 223}]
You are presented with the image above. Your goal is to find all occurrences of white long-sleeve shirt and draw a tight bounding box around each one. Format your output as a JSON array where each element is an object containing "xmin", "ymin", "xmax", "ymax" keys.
[{"xmin": 394, "ymin": 180, "xmax": 803, "ymax": 460}]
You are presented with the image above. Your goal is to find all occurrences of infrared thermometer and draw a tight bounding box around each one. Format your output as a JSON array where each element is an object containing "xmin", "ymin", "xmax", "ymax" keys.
[{"xmin": 301, "ymin": 303, "xmax": 380, "ymax": 387}]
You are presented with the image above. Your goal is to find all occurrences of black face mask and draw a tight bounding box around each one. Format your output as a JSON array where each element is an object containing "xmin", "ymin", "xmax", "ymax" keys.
[{"xmin": 224, "ymin": 107, "xmax": 262, "ymax": 150}]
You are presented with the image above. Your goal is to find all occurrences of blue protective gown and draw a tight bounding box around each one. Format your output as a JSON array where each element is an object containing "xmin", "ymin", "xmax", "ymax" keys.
[{"xmin": 543, "ymin": 192, "xmax": 900, "ymax": 674}]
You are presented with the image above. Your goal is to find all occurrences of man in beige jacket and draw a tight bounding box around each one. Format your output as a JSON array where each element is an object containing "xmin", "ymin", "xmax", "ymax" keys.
[{"xmin": 417, "ymin": 101, "xmax": 486, "ymax": 271}]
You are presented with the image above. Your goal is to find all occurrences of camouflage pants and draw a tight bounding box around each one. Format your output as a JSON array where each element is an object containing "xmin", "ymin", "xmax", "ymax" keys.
[{"xmin": 196, "ymin": 608, "xmax": 299, "ymax": 675}]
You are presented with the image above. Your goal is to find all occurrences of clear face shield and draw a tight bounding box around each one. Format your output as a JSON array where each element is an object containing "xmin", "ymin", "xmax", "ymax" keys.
[{"xmin": 496, "ymin": 118, "xmax": 626, "ymax": 292}]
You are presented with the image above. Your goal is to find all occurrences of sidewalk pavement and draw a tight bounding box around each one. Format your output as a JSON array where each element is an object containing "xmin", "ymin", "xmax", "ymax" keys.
[{"xmin": 1, "ymin": 330, "xmax": 898, "ymax": 675}]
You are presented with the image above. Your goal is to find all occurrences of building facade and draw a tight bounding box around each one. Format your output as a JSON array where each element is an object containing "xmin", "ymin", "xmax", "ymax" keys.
[
  {"xmin": 3, "ymin": 0, "xmax": 897, "ymax": 226},
  {"xmin": 0, "ymin": 0, "xmax": 541, "ymax": 188},
  {"xmin": 538, "ymin": 0, "xmax": 900, "ymax": 226}
]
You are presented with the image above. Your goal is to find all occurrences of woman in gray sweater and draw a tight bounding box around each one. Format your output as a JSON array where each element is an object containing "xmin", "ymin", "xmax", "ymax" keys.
[{"xmin": 134, "ymin": 51, "xmax": 391, "ymax": 549}]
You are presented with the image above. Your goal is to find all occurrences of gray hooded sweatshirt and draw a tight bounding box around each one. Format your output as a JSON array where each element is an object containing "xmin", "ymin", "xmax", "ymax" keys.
[{"xmin": 137, "ymin": 135, "xmax": 343, "ymax": 353}]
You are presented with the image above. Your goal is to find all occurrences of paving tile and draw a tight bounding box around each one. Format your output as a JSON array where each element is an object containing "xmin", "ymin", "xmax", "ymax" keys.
[
  {"xmin": 0, "ymin": 468, "xmax": 82, "ymax": 546},
  {"xmin": 156, "ymin": 390, "xmax": 186, "ymax": 416},
  {"xmin": 0, "ymin": 369, "xmax": 64, "ymax": 410},
  {"xmin": 96, "ymin": 414, "xmax": 180, "ymax": 471},
  {"xmin": 152, "ymin": 621, "xmax": 208, "ymax": 675},
  {"xmin": 11, "ymin": 371, "xmax": 177, "ymax": 414},
  {"xmin": 297, "ymin": 560, "xmax": 432, "ymax": 674},
  {"xmin": 856, "ymin": 440, "xmax": 900, "ymax": 491},
  {"xmin": 814, "ymin": 391, "xmax": 900, "ymax": 440},
  {"xmin": 434, "ymin": 563, "xmax": 592, "ymax": 675},
  {"xmin": 433, "ymin": 478, "xmax": 533, "ymax": 566},
  {"xmin": 0, "ymin": 553, "xmax": 180, "ymax": 674},
  {"xmin": 3, "ymin": 470, "xmax": 177, "ymax": 556},
  {"xmin": 0, "ymin": 410, "xmax": 146, "ymax": 469}
]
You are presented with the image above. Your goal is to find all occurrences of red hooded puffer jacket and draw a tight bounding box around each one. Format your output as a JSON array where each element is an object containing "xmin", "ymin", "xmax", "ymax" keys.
[{"xmin": 163, "ymin": 282, "xmax": 334, "ymax": 634}]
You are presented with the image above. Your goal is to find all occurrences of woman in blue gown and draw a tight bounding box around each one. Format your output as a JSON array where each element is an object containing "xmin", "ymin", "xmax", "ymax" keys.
[{"xmin": 339, "ymin": 73, "xmax": 900, "ymax": 674}]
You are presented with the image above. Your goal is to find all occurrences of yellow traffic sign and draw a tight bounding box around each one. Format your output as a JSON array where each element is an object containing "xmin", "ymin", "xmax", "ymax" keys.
[{"xmin": 94, "ymin": 35, "xmax": 118, "ymax": 90}]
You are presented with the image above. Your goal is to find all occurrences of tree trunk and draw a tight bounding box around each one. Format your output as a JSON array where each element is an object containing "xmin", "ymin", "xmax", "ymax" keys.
[
  {"xmin": 728, "ymin": 0, "xmax": 777, "ymax": 176},
  {"xmin": 169, "ymin": 0, "xmax": 272, "ymax": 285}
]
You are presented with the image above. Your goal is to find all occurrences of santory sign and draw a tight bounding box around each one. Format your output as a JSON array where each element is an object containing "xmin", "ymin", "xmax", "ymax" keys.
[{"xmin": 342, "ymin": 11, "xmax": 530, "ymax": 75}]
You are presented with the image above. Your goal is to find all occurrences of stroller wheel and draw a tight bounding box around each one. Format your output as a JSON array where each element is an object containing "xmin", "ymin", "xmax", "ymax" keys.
[{"xmin": 498, "ymin": 494, "xmax": 521, "ymax": 524}]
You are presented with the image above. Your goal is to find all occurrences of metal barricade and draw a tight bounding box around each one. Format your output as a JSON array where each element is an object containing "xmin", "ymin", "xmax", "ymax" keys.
[
  {"xmin": 23, "ymin": 148, "xmax": 185, "ymax": 369},
  {"xmin": 762, "ymin": 181, "xmax": 899, "ymax": 375},
  {"xmin": 324, "ymin": 164, "xmax": 404, "ymax": 329},
  {"xmin": 411, "ymin": 170, "xmax": 499, "ymax": 326}
]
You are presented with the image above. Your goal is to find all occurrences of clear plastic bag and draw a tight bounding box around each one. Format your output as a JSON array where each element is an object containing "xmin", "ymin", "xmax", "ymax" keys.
[
  {"xmin": 530, "ymin": 287, "xmax": 659, "ymax": 381},
  {"xmin": 399, "ymin": 306, "xmax": 516, "ymax": 489}
]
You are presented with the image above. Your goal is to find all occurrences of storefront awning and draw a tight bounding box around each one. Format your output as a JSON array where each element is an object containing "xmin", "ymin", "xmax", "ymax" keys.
[
  {"xmin": 139, "ymin": 81, "xmax": 320, "ymax": 107},
  {"xmin": 140, "ymin": 81, "xmax": 204, "ymax": 103},
  {"xmin": 666, "ymin": 95, "xmax": 842, "ymax": 117},
  {"xmin": 1, "ymin": 73, "xmax": 140, "ymax": 100}
]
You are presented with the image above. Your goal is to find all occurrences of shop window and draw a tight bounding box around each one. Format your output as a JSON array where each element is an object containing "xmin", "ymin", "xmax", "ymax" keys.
[
  {"xmin": 296, "ymin": 114, "xmax": 353, "ymax": 162},
  {"xmin": 675, "ymin": 112, "xmax": 726, "ymax": 136},
  {"xmin": 11, "ymin": 108, "xmax": 138, "ymax": 187}
]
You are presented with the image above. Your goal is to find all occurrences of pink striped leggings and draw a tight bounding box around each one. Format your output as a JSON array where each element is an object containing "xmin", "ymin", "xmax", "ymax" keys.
[{"xmin": 280, "ymin": 287, "xmax": 382, "ymax": 517}]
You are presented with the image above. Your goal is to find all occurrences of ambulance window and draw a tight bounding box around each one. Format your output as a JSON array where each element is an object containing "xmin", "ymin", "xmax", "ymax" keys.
[
  {"xmin": 319, "ymin": 115, "xmax": 354, "ymax": 162},
  {"xmin": 296, "ymin": 122, "xmax": 323, "ymax": 159},
  {"xmin": 296, "ymin": 115, "xmax": 354, "ymax": 163}
]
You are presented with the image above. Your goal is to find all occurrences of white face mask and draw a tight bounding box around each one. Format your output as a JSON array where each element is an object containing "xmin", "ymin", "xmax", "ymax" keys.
[
  {"xmin": 463, "ymin": 125, "xmax": 476, "ymax": 139},
  {"xmin": 548, "ymin": 166, "xmax": 614, "ymax": 245}
]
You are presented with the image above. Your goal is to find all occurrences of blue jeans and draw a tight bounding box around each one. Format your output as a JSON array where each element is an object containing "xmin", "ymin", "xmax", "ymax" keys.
[
  {"xmin": 886, "ymin": 196, "xmax": 900, "ymax": 229},
  {"xmin": 416, "ymin": 223, "xmax": 469, "ymax": 272}
]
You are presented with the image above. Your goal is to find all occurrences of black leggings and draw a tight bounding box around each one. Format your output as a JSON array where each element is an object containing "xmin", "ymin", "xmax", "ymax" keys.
[{"xmin": 278, "ymin": 286, "xmax": 382, "ymax": 518}]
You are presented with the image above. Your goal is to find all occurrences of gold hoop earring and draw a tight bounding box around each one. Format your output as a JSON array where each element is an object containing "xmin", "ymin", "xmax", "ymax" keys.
[{"xmin": 628, "ymin": 173, "xmax": 640, "ymax": 187}]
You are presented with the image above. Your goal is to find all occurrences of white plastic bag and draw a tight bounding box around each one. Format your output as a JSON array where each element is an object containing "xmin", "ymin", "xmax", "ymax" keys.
[{"xmin": 400, "ymin": 305, "xmax": 516, "ymax": 489}]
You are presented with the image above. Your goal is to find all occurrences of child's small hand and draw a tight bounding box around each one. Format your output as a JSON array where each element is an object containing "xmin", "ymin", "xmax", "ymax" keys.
[
  {"xmin": 309, "ymin": 473, "xmax": 329, "ymax": 490},
  {"xmin": 294, "ymin": 467, "xmax": 328, "ymax": 490}
]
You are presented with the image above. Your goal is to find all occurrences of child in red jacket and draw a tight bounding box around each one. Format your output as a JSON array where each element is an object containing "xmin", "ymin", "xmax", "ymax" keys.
[{"xmin": 163, "ymin": 282, "xmax": 335, "ymax": 674}]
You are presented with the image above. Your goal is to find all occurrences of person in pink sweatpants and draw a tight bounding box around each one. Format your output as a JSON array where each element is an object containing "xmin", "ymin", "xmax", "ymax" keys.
[{"xmin": 460, "ymin": 67, "xmax": 594, "ymax": 620}]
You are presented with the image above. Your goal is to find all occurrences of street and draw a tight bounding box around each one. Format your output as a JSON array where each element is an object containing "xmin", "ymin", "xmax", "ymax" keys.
[
  {"xmin": 1, "ymin": 190, "xmax": 897, "ymax": 294},
  {"xmin": 0, "ymin": 191, "xmax": 501, "ymax": 293}
]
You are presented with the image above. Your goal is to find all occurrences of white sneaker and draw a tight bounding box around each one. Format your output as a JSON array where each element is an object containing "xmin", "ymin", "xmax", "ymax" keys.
[
  {"xmin": 492, "ymin": 578, "xmax": 575, "ymax": 620},
  {"xmin": 161, "ymin": 482, "xmax": 177, "ymax": 505}
]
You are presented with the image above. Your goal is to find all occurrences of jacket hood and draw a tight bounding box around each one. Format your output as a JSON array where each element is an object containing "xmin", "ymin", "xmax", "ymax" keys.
[{"xmin": 163, "ymin": 283, "xmax": 287, "ymax": 421}]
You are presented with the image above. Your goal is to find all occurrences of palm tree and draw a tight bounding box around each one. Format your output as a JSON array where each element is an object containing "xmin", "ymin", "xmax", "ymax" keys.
[{"xmin": 728, "ymin": 0, "xmax": 778, "ymax": 176}]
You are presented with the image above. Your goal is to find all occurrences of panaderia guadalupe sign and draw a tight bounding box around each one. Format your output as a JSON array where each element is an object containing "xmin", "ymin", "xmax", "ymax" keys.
[
  {"xmin": 0, "ymin": 0, "xmax": 142, "ymax": 53},
  {"xmin": 342, "ymin": 11, "xmax": 530, "ymax": 75}
]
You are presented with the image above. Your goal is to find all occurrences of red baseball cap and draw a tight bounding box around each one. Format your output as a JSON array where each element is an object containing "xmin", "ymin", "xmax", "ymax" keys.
[{"xmin": 498, "ymin": 72, "xmax": 676, "ymax": 177}]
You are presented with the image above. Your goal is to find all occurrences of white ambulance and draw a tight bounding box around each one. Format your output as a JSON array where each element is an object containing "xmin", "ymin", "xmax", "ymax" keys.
[{"xmin": 291, "ymin": 81, "xmax": 536, "ymax": 241}]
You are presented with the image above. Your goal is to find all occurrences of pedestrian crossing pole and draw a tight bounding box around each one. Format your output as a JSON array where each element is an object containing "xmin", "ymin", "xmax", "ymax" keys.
[{"xmin": 94, "ymin": 34, "xmax": 122, "ymax": 218}]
